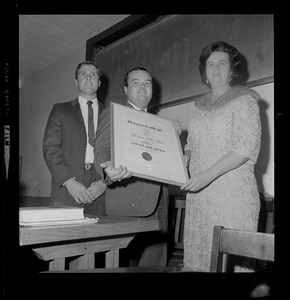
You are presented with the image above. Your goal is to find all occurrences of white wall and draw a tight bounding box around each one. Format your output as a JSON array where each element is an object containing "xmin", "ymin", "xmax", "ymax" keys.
[
  {"xmin": 19, "ymin": 46, "xmax": 86, "ymax": 197},
  {"xmin": 157, "ymin": 82, "xmax": 274, "ymax": 197}
]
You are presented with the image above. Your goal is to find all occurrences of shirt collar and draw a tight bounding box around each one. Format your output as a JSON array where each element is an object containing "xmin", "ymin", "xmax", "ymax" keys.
[
  {"xmin": 78, "ymin": 95, "xmax": 98, "ymax": 106},
  {"xmin": 127, "ymin": 101, "xmax": 147, "ymax": 112}
]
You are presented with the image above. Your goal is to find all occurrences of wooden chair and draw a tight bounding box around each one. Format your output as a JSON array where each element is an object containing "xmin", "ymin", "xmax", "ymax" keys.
[
  {"xmin": 167, "ymin": 196, "xmax": 186, "ymax": 266},
  {"xmin": 210, "ymin": 225, "xmax": 274, "ymax": 272}
]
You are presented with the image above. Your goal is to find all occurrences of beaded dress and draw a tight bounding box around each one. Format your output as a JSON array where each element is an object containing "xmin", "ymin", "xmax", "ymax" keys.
[{"xmin": 183, "ymin": 87, "xmax": 261, "ymax": 271}]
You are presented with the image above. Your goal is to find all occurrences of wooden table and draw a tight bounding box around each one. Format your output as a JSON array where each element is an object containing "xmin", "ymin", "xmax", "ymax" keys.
[
  {"xmin": 42, "ymin": 266, "xmax": 197, "ymax": 273},
  {"xmin": 19, "ymin": 216, "xmax": 159, "ymax": 271}
]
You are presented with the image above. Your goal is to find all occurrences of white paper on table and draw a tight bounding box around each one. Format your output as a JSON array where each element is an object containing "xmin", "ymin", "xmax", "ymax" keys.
[{"xmin": 19, "ymin": 217, "xmax": 99, "ymax": 227}]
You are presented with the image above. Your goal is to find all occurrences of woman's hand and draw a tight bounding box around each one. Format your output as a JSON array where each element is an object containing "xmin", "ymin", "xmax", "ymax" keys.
[
  {"xmin": 181, "ymin": 151, "xmax": 249, "ymax": 192},
  {"xmin": 181, "ymin": 170, "xmax": 213, "ymax": 192}
]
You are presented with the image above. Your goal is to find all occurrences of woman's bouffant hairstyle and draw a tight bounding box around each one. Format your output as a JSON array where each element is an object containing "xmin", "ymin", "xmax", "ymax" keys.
[
  {"xmin": 75, "ymin": 61, "xmax": 102, "ymax": 79},
  {"xmin": 199, "ymin": 41, "xmax": 242, "ymax": 87}
]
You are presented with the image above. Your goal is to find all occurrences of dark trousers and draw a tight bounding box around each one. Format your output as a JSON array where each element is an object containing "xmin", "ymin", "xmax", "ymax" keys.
[{"xmin": 83, "ymin": 168, "xmax": 106, "ymax": 216}]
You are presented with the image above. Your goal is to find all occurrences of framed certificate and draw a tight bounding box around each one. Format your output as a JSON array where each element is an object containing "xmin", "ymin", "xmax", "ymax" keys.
[{"xmin": 111, "ymin": 102, "xmax": 189, "ymax": 186}]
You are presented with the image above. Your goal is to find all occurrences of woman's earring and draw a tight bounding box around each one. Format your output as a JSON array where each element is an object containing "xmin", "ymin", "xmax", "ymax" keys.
[
  {"xmin": 206, "ymin": 79, "xmax": 209, "ymax": 84},
  {"xmin": 228, "ymin": 77, "xmax": 232, "ymax": 82}
]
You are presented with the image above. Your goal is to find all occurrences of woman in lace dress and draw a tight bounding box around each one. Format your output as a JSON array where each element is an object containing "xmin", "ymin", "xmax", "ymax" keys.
[{"xmin": 181, "ymin": 41, "xmax": 261, "ymax": 272}]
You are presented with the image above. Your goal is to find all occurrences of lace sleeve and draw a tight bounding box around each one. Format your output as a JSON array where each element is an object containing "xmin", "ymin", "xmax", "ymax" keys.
[{"xmin": 231, "ymin": 95, "xmax": 261, "ymax": 164}]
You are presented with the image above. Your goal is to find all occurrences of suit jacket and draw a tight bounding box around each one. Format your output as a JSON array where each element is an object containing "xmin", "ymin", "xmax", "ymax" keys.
[
  {"xmin": 43, "ymin": 98, "xmax": 106, "ymax": 214},
  {"xmin": 94, "ymin": 102, "xmax": 161, "ymax": 217}
]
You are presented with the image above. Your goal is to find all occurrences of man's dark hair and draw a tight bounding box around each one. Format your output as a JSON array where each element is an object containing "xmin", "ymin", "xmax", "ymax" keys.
[
  {"xmin": 75, "ymin": 61, "xmax": 102, "ymax": 79},
  {"xmin": 124, "ymin": 67, "xmax": 149, "ymax": 87}
]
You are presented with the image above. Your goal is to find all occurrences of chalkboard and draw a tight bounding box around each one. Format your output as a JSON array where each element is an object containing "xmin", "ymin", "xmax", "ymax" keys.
[{"xmin": 93, "ymin": 14, "xmax": 273, "ymax": 109}]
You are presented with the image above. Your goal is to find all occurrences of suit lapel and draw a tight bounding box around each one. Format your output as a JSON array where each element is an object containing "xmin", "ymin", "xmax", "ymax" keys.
[{"xmin": 70, "ymin": 98, "xmax": 86, "ymax": 130}]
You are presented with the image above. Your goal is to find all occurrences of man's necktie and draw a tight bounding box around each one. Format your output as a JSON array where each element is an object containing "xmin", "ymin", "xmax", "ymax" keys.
[{"xmin": 87, "ymin": 101, "xmax": 95, "ymax": 147}]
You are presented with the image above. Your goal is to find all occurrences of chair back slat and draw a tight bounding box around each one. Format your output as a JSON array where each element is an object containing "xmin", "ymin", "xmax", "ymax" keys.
[
  {"xmin": 220, "ymin": 229, "xmax": 274, "ymax": 261},
  {"xmin": 210, "ymin": 225, "xmax": 274, "ymax": 272}
]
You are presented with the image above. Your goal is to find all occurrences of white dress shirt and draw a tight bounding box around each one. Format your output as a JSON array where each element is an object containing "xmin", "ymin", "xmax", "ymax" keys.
[
  {"xmin": 78, "ymin": 96, "xmax": 99, "ymax": 164},
  {"xmin": 127, "ymin": 101, "xmax": 148, "ymax": 112}
]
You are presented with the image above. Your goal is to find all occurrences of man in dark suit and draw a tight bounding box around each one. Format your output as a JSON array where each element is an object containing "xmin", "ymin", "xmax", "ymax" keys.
[
  {"xmin": 95, "ymin": 67, "xmax": 181, "ymax": 266},
  {"xmin": 43, "ymin": 61, "xmax": 107, "ymax": 216}
]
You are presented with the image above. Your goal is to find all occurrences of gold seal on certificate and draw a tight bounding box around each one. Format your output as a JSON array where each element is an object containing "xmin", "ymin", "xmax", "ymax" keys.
[
  {"xmin": 111, "ymin": 102, "xmax": 189, "ymax": 186},
  {"xmin": 142, "ymin": 152, "xmax": 152, "ymax": 161}
]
